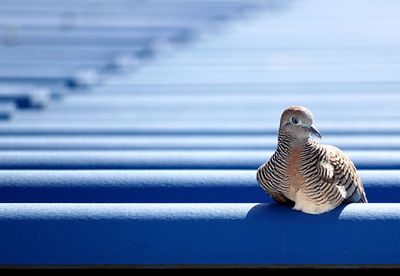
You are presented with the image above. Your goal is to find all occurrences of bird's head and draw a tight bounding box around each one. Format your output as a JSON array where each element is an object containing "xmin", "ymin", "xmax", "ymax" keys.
[{"xmin": 279, "ymin": 106, "xmax": 321, "ymax": 141}]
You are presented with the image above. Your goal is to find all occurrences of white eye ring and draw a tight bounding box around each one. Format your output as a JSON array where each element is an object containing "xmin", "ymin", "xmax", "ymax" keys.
[{"xmin": 291, "ymin": 117, "xmax": 299, "ymax": 124}]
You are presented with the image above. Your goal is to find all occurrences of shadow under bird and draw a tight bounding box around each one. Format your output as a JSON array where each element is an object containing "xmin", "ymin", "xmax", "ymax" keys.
[{"xmin": 257, "ymin": 106, "xmax": 368, "ymax": 214}]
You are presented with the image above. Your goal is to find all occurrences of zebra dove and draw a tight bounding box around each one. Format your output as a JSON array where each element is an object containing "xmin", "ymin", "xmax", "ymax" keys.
[{"xmin": 257, "ymin": 106, "xmax": 367, "ymax": 214}]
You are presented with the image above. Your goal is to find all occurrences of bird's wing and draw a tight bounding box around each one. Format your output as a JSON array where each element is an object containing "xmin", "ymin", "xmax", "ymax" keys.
[{"xmin": 323, "ymin": 145, "xmax": 368, "ymax": 203}]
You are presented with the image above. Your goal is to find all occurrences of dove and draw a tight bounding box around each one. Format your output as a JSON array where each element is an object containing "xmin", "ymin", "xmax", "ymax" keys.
[{"xmin": 257, "ymin": 106, "xmax": 367, "ymax": 214}]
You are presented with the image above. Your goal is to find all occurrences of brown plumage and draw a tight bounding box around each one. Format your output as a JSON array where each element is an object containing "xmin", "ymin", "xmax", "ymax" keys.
[{"xmin": 257, "ymin": 106, "xmax": 367, "ymax": 214}]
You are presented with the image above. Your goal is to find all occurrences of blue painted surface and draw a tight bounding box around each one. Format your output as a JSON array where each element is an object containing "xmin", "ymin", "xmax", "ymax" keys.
[
  {"xmin": 0, "ymin": 203, "xmax": 399, "ymax": 265},
  {"xmin": 0, "ymin": 170, "xmax": 398, "ymax": 203},
  {"xmin": 2, "ymin": 135, "xmax": 400, "ymax": 150},
  {"xmin": 1, "ymin": 0, "xmax": 400, "ymax": 267},
  {"xmin": 1, "ymin": 121, "xmax": 400, "ymax": 135},
  {"xmin": 0, "ymin": 102, "xmax": 15, "ymax": 119},
  {"xmin": 0, "ymin": 150, "xmax": 400, "ymax": 170}
]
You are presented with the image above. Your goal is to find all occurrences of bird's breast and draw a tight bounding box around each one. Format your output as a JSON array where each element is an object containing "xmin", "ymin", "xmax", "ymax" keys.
[{"xmin": 286, "ymin": 146, "xmax": 306, "ymax": 200}]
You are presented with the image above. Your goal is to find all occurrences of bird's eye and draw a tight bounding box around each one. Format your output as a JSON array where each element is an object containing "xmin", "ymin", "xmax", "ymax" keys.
[{"xmin": 291, "ymin": 117, "xmax": 299, "ymax": 124}]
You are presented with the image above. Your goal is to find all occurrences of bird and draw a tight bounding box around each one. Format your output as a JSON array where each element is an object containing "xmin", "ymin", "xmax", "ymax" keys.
[{"xmin": 256, "ymin": 106, "xmax": 367, "ymax": 214}]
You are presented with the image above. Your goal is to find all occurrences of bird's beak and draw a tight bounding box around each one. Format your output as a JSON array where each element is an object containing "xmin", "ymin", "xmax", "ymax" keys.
[{"xmin": 310, "ymin": 124, "xmax": 322, "ymax": 138}]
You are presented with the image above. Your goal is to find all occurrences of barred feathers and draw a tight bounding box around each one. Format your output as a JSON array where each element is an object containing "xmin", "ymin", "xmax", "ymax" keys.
[{"xmin": 257, "ymin": 106, "xmax": 367, "ymax": 214}]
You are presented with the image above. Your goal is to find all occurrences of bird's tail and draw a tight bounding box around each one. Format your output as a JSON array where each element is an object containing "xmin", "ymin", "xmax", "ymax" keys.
[
  {"xmin": 345, "ymin": 187, "xmax": 368, "ymax": 203},
  {"xmin": 359, "ymin": 192, "xmax": 368, "ymax": 203}
]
